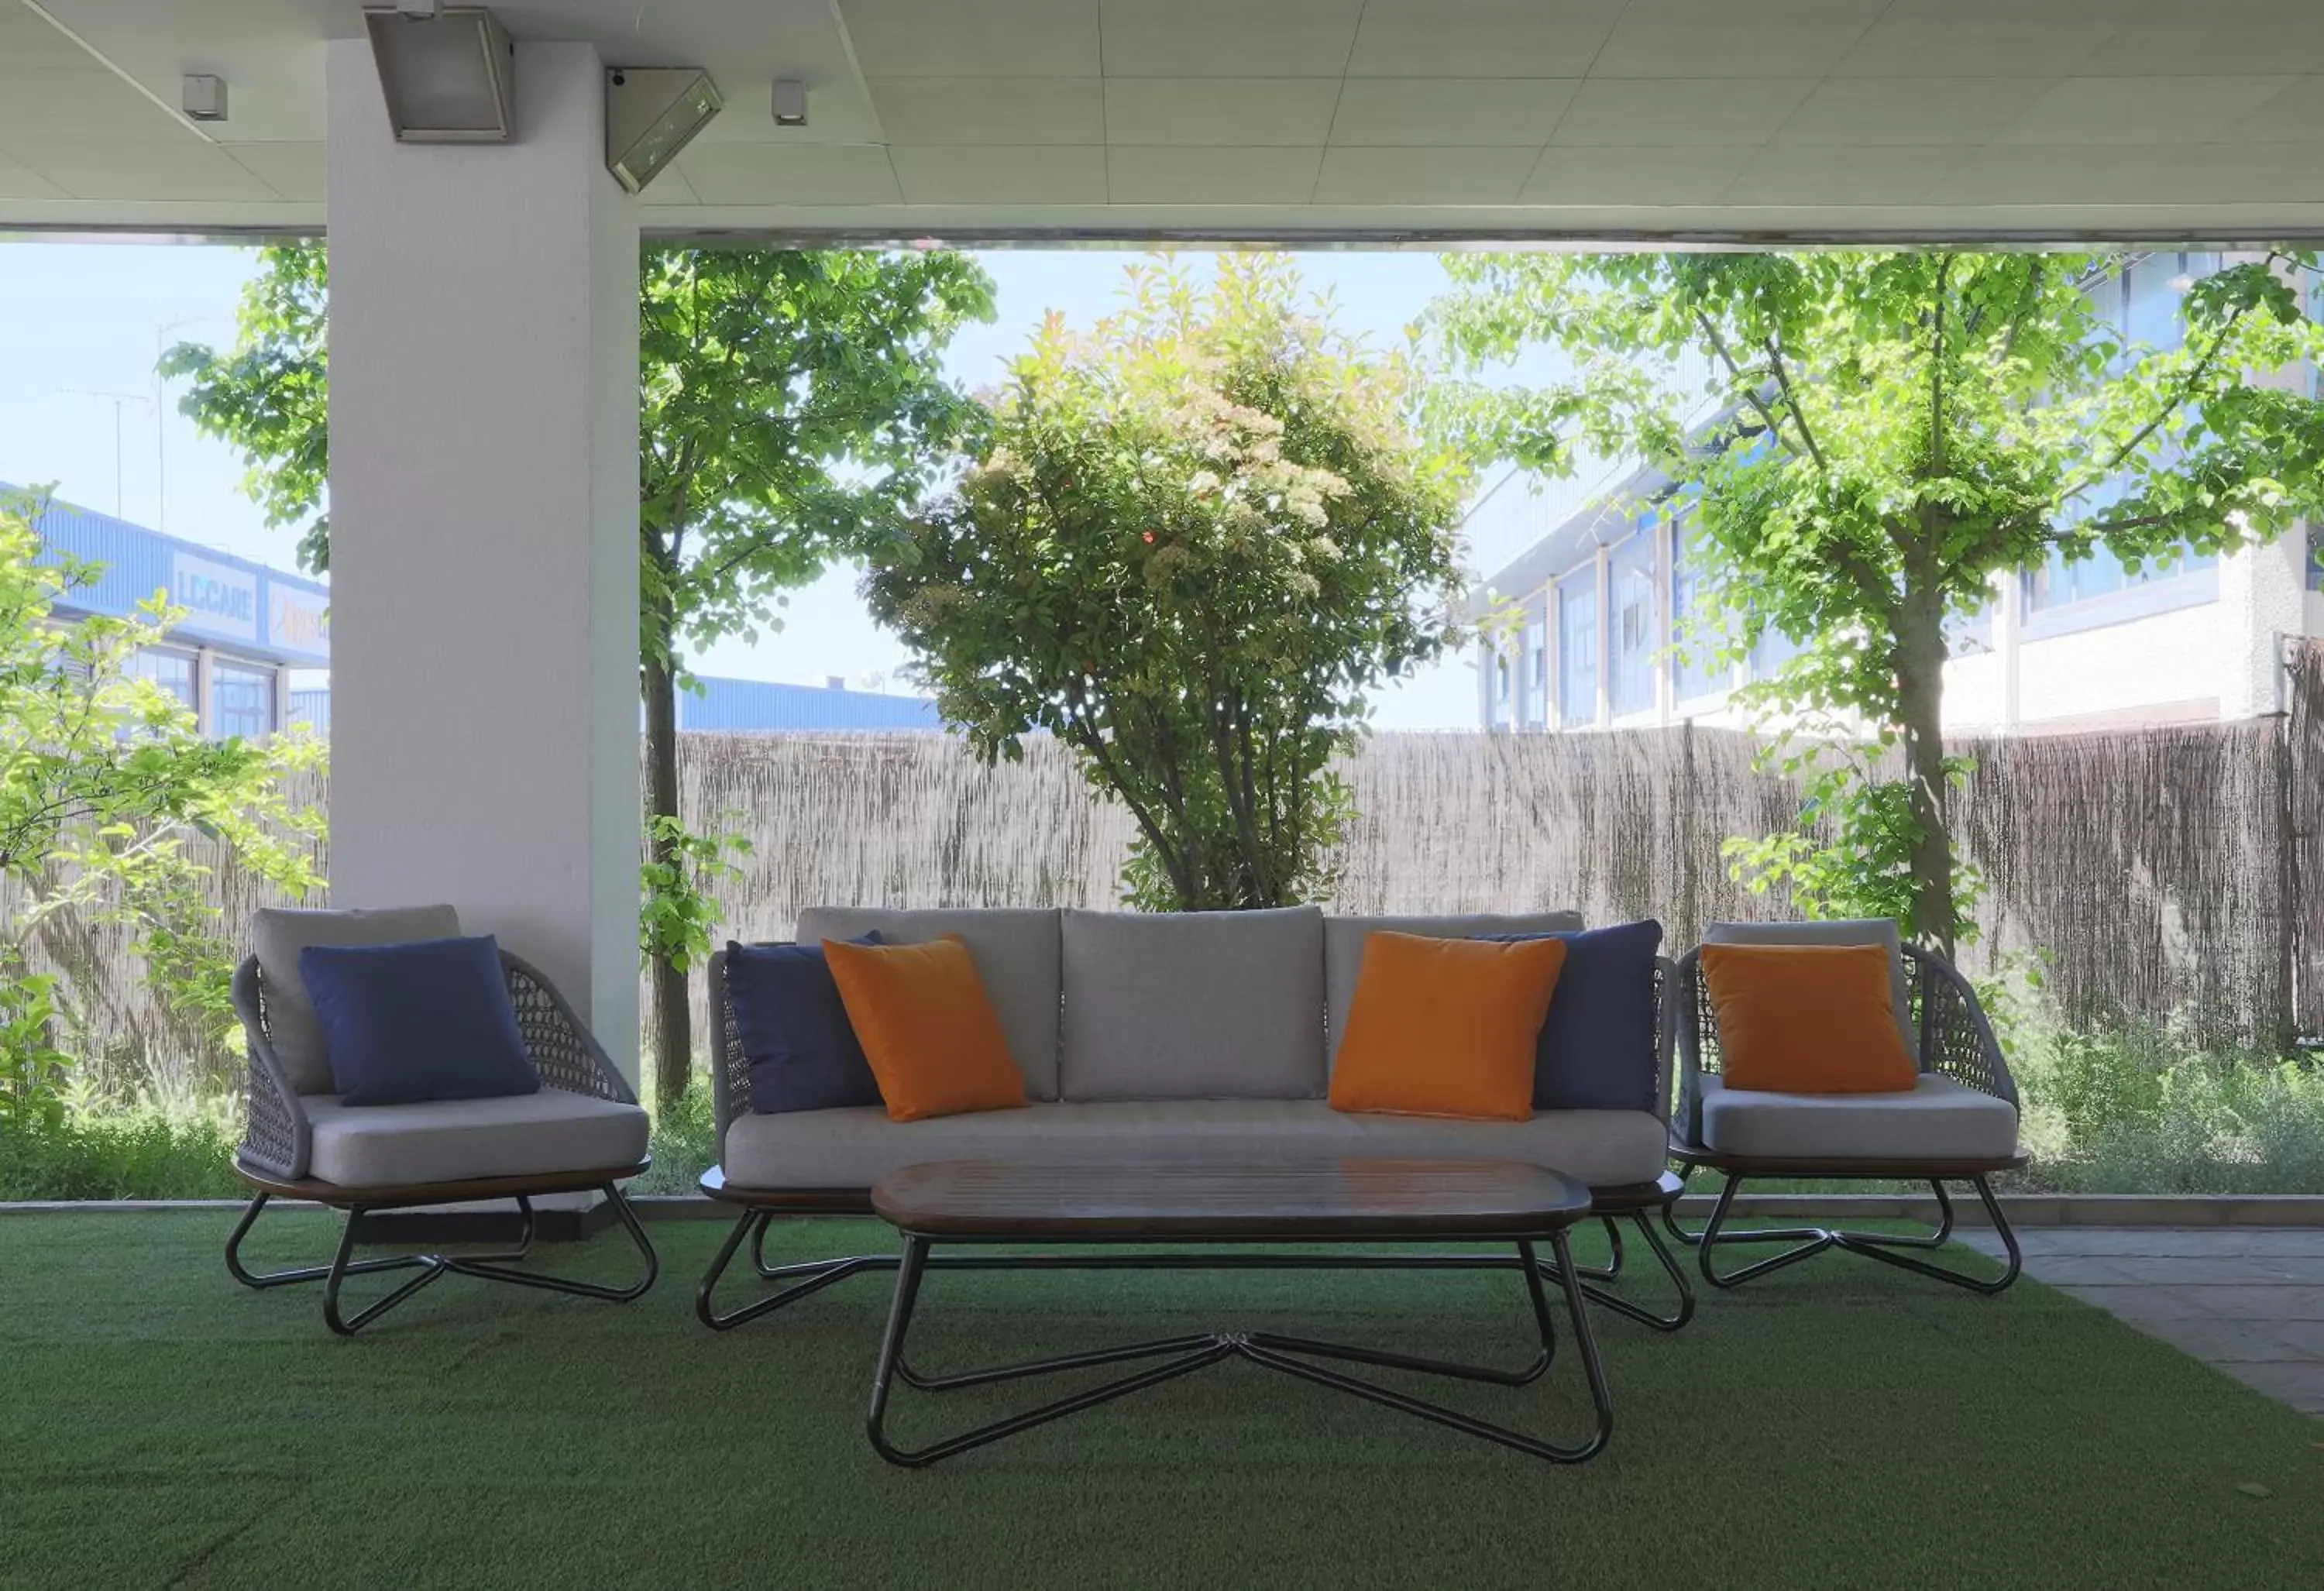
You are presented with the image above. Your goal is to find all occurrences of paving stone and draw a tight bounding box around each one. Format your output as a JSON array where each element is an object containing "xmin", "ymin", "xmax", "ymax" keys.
[
  {"xmin": 2212, "ymin": 1360, "xmax": 2324, "ymax": 1414},
  {"xmin": 2171, "ymin": 1286, "xmax": 2324, "ymax": 1321},
  {"xmin": 2054, "ymin": 1283, "xmax": 2223, "ymax": 1323},
  {"xmin": 2126, "ymin": 1317, "xmax": 2322, "ymax": 1364},
  {"xmin": 2099, "ymin": 1256, "xmax": 2324, "ymax": 1286}
]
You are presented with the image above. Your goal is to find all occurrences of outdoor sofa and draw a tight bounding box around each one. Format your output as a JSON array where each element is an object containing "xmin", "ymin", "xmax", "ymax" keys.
[{"xmin": 696, "ymin": 905, "xmax": 1693, "ymax": 1331}]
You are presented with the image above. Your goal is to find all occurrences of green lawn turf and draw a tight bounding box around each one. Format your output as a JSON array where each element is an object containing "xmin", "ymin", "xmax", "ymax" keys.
[{"xmin": 3, "ymin": 1211, "xmax": 2320, "ymax": 1590}]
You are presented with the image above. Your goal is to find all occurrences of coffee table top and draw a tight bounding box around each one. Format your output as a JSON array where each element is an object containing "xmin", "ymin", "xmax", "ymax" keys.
[{"xmin": 869, "ymin": 1158, "xmax": 1592, "ymax": 1240}]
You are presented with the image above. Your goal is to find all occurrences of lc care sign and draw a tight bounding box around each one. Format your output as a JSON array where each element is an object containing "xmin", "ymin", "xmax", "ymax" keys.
[{"xmin": 170, "ymin": 552, "xmax": 260, "ymax": 643}]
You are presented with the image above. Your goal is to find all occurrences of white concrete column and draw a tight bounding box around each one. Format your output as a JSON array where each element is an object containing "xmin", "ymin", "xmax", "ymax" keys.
[{"xmin": 325, "ymin": 40, "xmax": 641, "ymax": 1081}]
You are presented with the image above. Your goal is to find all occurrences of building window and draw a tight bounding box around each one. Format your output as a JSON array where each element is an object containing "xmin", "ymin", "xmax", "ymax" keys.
[
  {"xmin": 129, "ymin": 646, "xmax": 197, "ymax": 714},
  {"xmin": 211, "ymin": 661, "xmax": 275, "ymax": 740},
  {"xmin": 1489, "ymin": 641, "xmax": 1511, "ymax": 729},
  {"xmin": 1557, "ymin": 570, "xmax": 1597, "ymax": 727},
  {"xmin": 1608, "ymin": 534, "xmax": 1657, "ymax": 716},
  {"xmin": 1522, "ymin": 610, "xmax": 1548, "ymax": 729}
]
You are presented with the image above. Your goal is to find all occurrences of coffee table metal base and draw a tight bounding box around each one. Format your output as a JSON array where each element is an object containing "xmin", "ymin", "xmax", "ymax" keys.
[{"xmin": 865, "ymin": 1228, "xmax": 1614, "ymax": 1468}]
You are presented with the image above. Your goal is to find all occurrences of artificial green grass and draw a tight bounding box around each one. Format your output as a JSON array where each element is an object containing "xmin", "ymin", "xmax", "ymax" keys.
[{"xmin": 2, "ymin": 1212, "xmax": 2320, "ymax": 1590}]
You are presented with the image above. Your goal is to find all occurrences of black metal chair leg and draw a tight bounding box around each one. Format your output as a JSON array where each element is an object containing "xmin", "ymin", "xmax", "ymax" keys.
[
  {"xmin": 1690, "ymin": 1175, "xmax": 1836, "ymax": 1289},
  {"xmin": 1569, "ymin": 1210, "xmax": 1695, "ymax": 1331},
  {"xmin": 1833, "ymin": 1177, "xmax": 2022, "ymax": 1294},
  {"xmin": 322, "ymin": 1208, "xmax": 449, "ymax": 1336},
  {"xmin": 445, "ymin": 1183, "xmax": 659, "ymax": 1301},
  {"xmin": 697, "ymin": 1209, "xmax": 894, "ymax": 1332},
  {"xmin": 231, "ymin": 1187, "xmax": 659, "ymax": 1335},
  {"xmin": 225, "ymin": 1192, "xmax": 435, "ymax": 1291}
]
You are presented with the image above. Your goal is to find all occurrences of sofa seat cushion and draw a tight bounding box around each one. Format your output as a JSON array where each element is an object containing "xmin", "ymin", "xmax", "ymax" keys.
[
  {"xmin": 305, "ymin": 1091, "xmax": 649, "ymax": 1188},
  {"xmin": 723, "ymin": 1098, "xmax": 1670, "ymax": 1191},
  {"xmin": 1324, "ymin": 912, "xmax": 1585, "ymax": 1063},
  {"xmin": 1061, "ymin": 906, "xmax": 1325, "ymax": 1101},
  {"xmin": 798, "ymin": 908, "xmax": 1061, "ymax": 1099},
  {"xmin": 1697, "ymin": 1074, "xmax": 2016, "ymax": 1163}
]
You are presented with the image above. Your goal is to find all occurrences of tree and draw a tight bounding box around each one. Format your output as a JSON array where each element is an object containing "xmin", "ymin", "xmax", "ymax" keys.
[
  {"xmin": 0, "ymin": 493, "xmax": 322, "ymax": 1129},
  {"xmin": 167, "ymin": 245, "xmax": 994, "ymax": 1107},
  {"xmin": 865, "ymin": 256, "xmax": 1467, "ymax": 910},
  {"xmin": 1429, "ymin": 250, "xmax": 2324, "ymax": 954}
]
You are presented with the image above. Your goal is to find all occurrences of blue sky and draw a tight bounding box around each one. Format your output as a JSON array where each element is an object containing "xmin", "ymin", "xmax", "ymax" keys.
[{"xmin": 0, "ymin": 243, "xmax": 1489, "ymax": 727}]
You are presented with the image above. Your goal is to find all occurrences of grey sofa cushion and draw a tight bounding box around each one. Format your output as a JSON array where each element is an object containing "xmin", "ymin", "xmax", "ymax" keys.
[
  {"xmin": 796, "ymin": 907, "xmax": 1062, "ymax": 1100},
  {"xmin": 1704, "ymin": 918, "xmax": 1915, "ymax": 1057},
  {"xmin": 1697, "ymin": 1074, "xmax": 2016, "ymax": 1162},
  {"xmin": 1059, "ymin": 906, "xmax": 1325, "ymax": 1101},
  {"xmin": 1324, "ymin": 911, "xmax": 1587, "ymax": 1062},
  {"xmin": 250, "ymin": 904, "xmax": 463, "ymax": 1094},
  {"xmin": 305, "ymin": 1090, "xmax": 648, "ymax": 1187},
  {"xmin": 724, "ymin": 1098, "xmax": 1669, "ymax": 1191}
]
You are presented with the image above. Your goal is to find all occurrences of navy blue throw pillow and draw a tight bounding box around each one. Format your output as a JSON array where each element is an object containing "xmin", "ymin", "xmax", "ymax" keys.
[
  {"xmin": 298, "ymin": 935, "xmax": 539, "ymax": 1108},
  {"xmin": 1490, "ymin": 920, "xmax": 1665, "ymax": 1112},
  {"xmin": 726, "ymin": 936, "xmax": 885, "ymax": 1114}
]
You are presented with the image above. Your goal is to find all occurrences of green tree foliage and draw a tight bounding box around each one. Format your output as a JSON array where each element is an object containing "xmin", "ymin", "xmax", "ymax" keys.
[
  {"xmin": 1430, "ymin": 251, "xmax": 2324, "ymax": 953},
  {"xmin": 0, "ymin": 494, "xmax": 322, "ymax": 1128},
  {"xmin": 866, "ymin": 256, "xmax": 1467, "ymax": 910},
  {"xmin": 164, "ymin": 246, "xmax": 993, "ymax": 1106}
]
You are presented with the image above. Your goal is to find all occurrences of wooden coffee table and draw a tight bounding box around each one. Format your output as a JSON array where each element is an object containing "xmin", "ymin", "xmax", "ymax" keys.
[{"xmin": 864, "ymin": 1157, "xmax": 1612, "ymax": 1468}]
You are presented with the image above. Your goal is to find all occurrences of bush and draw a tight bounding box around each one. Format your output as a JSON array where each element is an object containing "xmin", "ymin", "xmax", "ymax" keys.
[
  {"xmin": 0, "ymin": 1100, "xmax": 241, "ymax": 1201},
  {"xmin": 634, "ymin": 1075, "xmax": 717, "ymax": 1197},
  {"xmin": 2007, "ymin": 1004, "xmax": 2324, "ymax": 1194}
]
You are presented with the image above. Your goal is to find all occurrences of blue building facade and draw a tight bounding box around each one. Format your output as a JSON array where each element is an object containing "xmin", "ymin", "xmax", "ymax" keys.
[
  {"xmin": 17, "ymin": 486, "xmax": 941, "ymax": 737},
  {"xmin": 16, "ymin": 486, "xmax": 332, "ymax": 739}
]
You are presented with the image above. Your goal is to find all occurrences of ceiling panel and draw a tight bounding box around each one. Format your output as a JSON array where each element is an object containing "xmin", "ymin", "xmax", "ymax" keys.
[
  {"xmin": 1772, "ymin": 78, "xmax": 2058, "ymax": 146},
  {"xmin": 1590, "ymin": 0, "xmax": 1888, "ymax": 81},
  {"xmin": 1552, "ymin": 77, "xmax": 1819, "ymax": 146},
  {"xmin": 677, "ymin": 143, "xmax": 902, "ymax": 204},
  {"xmin": 2085, "ymin": 4, "xmax": 2324, "ymax": 77},
  {"xmin": 1312, "ymin": 145, "xmax": 1540, "ymax": 205},
  {"xmin": 2234, "ymin": 77, "xmax": 2324, "ymax": 139},
  {"xmin": 868, "ymin": 77, "xmax": 1105, "ymax": 145},
  {"xmin": 1832, "ymin": 0, "xmax": 2121, "ymax": 79},
  {"xmin": 218, "ymin": 139, "xmax": 324, "ymax": 201},
  {"xmin": 888, "ymin": 143, "xmax": 1109, "ymax": 204},
  {"xmin": 1728, "ymin": 143, "xmax": 1972, "ymax": 205},
  {"xmin": 1098, "ymin": 0, "xmax": 1363, "ymax": 78},
  {"xmin": 1999, "ymin": 75, "xmax": 2299, "ymax": 146},
  {"xmin": 1519, "ymin": 143, "xmax": 1756, "ymax": 204},
  {"xmin": 0, "ymin": 148, "xmax": 67, "ymax": 200},
  {"xmin": 1106, "ymin": 145, "xmax": 1322, "ymax": 204},
  {"xmin": 636, "ymin": 162, "xmax": 701, "ymax": 206},
  {"xmin": 1102, "ymin": 79, "xmax": 1342, "ymax": 146},
  {"xmin": 838, "ymin": 0, "xmax": 1100, "ymax": 78},
  {"xmin": 1342, "ymin": 0, "xmax": 1622, "ymax": 78},
  {"xmin": 1328, "ymin": 79, "xmax": 1576, "ymax": 147}
]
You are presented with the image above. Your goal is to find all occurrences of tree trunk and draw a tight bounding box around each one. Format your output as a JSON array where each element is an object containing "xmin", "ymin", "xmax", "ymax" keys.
[
  {"xmin": 1894, "ymin": 581, "xmax": 1957, "ymax": 959},
  {"xmin": 642, "ymin": 641, "xmax": 689, "ymax": 1109}
]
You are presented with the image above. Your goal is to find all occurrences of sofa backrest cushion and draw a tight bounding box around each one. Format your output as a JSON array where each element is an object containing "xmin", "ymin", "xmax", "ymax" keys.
[
  {"xmin": 251, "ymin": 903, "xmax": 464, "ymax": 1094},
  {"xmin": 795, "ymin": 907, "xmax": 1063, "ymax": 1099},
  {"xmin": 1060, "ymin": 905, "xmax": 1326, "ymax": 1101},
  {"xmin": 1323, "ymin": 911, "xmax": 1585, "ymax": 1065},
  {"xmin": 1704, "ymin": 918, "xmax": 1916, "ymax": 1059}
]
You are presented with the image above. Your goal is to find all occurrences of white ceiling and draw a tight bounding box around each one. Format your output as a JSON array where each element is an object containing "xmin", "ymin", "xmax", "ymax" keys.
[{"xmin": 9, "ymin": 0, "xmax": 2324, "ymax": 237}]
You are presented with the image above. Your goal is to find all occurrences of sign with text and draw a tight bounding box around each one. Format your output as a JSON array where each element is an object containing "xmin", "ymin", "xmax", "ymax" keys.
[
  {"xmin": 268, "ymin": 582, "xmax": 330, "ymax": 661},
  {"xmin": 170, "ymin": 552, "xmax": 259, "ymax": 643}
]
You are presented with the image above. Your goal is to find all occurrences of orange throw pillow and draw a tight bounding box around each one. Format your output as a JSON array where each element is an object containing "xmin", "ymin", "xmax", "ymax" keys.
[
  {"xmin": 1700, "ymin": 942, "xmax": 1917, "ymax": 1094},
  {"xmin": 823, "ymin": 936, "xmax": 1027, "ymax": 1122},
  {"xmin": 1329, "ymin": 933, "xmax": 1568, "ymax": 1122}
]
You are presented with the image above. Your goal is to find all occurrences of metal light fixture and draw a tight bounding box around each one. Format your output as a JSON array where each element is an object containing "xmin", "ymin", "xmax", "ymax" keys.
[
  {"xmin": 363, "ymin": 5, "xmax": 514, "ymax": 143},
  {"xmin": 181, "ymin": 74, "xmax": 228, "ymax": 122},
  {"xmin": 606, "ymin": 67, "xmax": 722, "ymax": 194}
]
